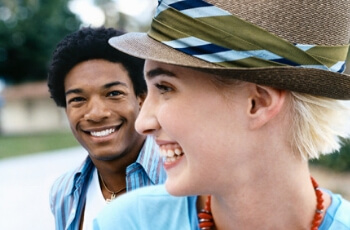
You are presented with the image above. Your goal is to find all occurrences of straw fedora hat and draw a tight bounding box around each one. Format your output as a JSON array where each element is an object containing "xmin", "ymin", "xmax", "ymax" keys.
[{"xmin": 109, "ymin": 0, "xmax": 350, "ymax": 99}]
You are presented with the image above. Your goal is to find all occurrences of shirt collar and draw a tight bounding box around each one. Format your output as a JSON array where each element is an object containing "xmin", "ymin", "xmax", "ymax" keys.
[
  {"xmin": 70, "ymin": 136, "xmax": 164, "ymax": 193},
  {"xmin": 70, "ymin": 156, "xmax": 94, "ymax": 194},
  {"xmin": 134, "ymin": 135, "xmax": 164, "ymax": 184}
]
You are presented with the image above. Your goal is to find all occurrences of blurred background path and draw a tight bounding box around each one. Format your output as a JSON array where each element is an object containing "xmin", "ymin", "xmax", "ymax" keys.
[{"xmin": 0, "ymin": 147, "xmax": 86, "ymax": 230}]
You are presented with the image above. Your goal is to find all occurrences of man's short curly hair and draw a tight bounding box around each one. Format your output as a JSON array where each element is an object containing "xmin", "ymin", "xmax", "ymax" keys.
[{"xmin": 47, "ymin": 27, "xmax": 146, "ymax": 107}]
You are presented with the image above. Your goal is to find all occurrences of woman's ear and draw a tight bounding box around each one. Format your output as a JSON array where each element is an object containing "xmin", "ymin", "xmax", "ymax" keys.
[{"xmin": 248, "ymin": 84, "xmax": 286, "ymax": 129}]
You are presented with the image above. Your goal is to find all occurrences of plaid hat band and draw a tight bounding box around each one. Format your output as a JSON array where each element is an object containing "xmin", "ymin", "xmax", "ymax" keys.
[{"xmin": 149, "ymin": 0, "xmax": 349, "ymax": 73}]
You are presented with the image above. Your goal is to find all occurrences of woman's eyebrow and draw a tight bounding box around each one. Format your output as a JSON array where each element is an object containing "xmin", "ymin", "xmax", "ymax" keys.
[{"xmin": 146, "ymin": 68, "xmax": 176, "ymax": 80}]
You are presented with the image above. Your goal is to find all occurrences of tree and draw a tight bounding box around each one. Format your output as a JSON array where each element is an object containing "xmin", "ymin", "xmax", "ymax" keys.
[
  {"xmin": 0, "ymin": 0, "xmax": 81, "ymax": 84},
  {"xmin": 310, "ymin": 139, "xmax": 350, "ymax": 172},
  {"xmin": 93, "ymin": 0, "xmax": 155, "ymax": 32}
]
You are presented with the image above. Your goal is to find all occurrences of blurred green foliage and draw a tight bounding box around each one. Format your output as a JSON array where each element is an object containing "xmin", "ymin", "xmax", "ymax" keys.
[
  {"xmin": 0, "ymin": 0, "xmax": 81, "ymax": 84},
  {"xmin": 0, "ymin": 131, "xmax": 79, "ymax": 159},
  {"xmin": 310, "ymin": 139, "xmax": 350, "ymax": 172}
]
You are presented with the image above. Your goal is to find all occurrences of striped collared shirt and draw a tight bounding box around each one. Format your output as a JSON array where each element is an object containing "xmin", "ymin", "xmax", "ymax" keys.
[{"xmin": 49, "ymin": 136, "xmax": 166, "ymax": 230}]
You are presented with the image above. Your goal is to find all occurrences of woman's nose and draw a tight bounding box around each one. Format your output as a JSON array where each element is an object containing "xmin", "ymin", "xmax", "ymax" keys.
[{"xmin": 135, "ymin": 96, "xmax": 160, "ymax": 135}]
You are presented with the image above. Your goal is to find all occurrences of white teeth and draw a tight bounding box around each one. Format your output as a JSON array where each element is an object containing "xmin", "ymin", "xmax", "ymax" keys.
[
  {"xmin": 159, "ymin": 146, "xmax": 184, "ymax": 162},
  {"xmin": 167, "ymin": 150, "xmax": 175, "ymax": 157},
  {"xmin": 174, "ymin": 149, "xmax": 182, "ymax": 155},
  {"xmin": 90, "ymin": 128, "xmax": 115, "ymax": 137},
  {"xmin": 160, "ymin": 149, "xmax": 167, "ymax": 157}
]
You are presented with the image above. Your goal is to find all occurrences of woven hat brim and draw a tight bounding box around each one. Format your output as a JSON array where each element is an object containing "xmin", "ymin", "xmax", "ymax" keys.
[{"xmin": 109, "ymin": 33, "xmax": 350, "ymax": 100}]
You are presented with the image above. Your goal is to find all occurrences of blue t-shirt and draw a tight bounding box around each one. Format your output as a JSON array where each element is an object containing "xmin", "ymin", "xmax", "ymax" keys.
[
  {"xmin": 319, "ymin": 189, "xmax": 350, "ymax": 230},
  {"xmin": 93, "ymin": 185, "xmax": 350, "ymax": 230}
]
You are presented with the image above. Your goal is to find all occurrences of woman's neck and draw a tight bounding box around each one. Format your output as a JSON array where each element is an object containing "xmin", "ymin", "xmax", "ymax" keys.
[{"xmin": 202, "ymin": 170, "xmax": 330, "ymax": 230}]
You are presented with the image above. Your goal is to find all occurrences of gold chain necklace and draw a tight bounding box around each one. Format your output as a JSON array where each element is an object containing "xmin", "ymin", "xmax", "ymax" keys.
[{"xmin": 99, "ymin": 173, "xmax": 126, "ymax": 203}]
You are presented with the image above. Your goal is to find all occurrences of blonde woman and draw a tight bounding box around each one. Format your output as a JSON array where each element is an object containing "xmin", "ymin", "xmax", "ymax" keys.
[{"xmin": 94, "ymin": 0, "xmax": 350, "ymax": 229}]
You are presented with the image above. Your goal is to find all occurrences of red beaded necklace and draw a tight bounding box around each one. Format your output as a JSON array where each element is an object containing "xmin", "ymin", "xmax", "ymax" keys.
[{"xmin": 198, "ymin": 176, "xmax": 324, "ymax": 230}]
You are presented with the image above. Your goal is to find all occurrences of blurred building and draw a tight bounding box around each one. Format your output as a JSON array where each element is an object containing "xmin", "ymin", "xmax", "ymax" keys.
[
  {"xmin": 0, "ymin": 58, "xmax": 349, "ymax": 135},
  {"xmin": 0, "ymin": 81, "xmax": 69, "ymax": 135}
]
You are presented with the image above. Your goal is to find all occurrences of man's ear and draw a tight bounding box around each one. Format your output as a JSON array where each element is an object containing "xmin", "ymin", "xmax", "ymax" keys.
[
  {"xmin": 137, "ymin": 92, "xmax": 147, "ymax": 108},
  {"xmin": 248, "ymin": 85, "xmax": 286, "ymax": 129}
]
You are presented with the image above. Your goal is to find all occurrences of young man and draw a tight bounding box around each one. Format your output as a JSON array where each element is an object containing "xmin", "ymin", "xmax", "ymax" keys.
[{"xmin": 47, "ymin": 27, "xmax": 166, "ymax": 230}]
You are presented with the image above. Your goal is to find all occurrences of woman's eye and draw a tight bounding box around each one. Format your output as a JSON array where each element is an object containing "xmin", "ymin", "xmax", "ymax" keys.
[
  {"xmin": 107, "ymin": 91, "xmax": 123, "ymax": 97},
  {"xmin": 155, "ymin": 83, "xmax": 172, "ymax": 94}
]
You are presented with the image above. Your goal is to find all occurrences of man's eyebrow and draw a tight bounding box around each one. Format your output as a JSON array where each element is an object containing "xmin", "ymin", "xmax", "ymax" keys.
[
  {"xmin": 146, "ymin": 68, "xmax": 176, "ymax": 80},
  {"xmin": 65, "ymin": 88, "xmax": 82, "ymax": 96},
  {"xmin": 65, "ymin": 81, "xmax": 128, "ymax": 96},
  {"xmin": 104, "ymin": 81, "xmax": 128, "ymax": 89}
]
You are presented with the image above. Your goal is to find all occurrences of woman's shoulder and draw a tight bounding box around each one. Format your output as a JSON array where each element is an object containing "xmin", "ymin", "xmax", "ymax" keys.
[
  {"xmin": 124, "ymin": 184, "xmax": 170, "ymax": 198},
  {"xmin": 94, "ymin": 184, "xmax": 197, "ymax": 230},
  {"xmin": 99, "ymin": 184, "xmax": 189, "ymax": 214},
  {"xmin": 322, "ymin": 190, "xmax": 350, "ymax": 230}
]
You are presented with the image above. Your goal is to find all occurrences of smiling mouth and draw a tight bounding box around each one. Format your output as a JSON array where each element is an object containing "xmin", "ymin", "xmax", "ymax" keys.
[
  {"xmin": 86, "ymin": 122, "xmax": 123, "ymax": 137},
  {"xmin": 90, "ymin": 128, "xmax": 116, "ymax": 137},
  {"xmin": 159, "ymin": 145, "xmax": 184, "ymax": 162}
]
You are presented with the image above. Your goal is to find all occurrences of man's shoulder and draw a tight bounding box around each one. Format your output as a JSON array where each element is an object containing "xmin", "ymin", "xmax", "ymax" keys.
[
  {"xmin": 50, "ymin": 167, "xmax": 80, "ymax": 193},
  {"xmin": 50, "ymin": 157, "xmax": 92, "ymax": 197}
]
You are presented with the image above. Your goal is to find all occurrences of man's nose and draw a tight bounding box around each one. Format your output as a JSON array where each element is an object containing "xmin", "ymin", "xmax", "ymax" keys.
[{"xmin": 83, "ymin": 97, "xmax": 111, "ymax": 122}]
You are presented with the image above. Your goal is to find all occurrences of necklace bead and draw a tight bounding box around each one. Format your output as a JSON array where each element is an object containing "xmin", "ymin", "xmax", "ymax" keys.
[{"xmin": 198, "ymin": 176, "xmax": 324, "ymax": 230}]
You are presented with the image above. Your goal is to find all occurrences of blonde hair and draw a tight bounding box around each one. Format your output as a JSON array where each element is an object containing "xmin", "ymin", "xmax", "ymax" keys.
[{"xmin": 289, "ymin": 92, "xmax": 350, "ymax": 160}]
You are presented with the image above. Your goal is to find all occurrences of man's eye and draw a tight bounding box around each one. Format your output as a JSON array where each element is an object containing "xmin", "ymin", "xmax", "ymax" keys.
[
  {"xmin": 155, "ymin": 83, "xmax": 172, "ymax": 94},
  {"xmin": 68, "ymin": 97, "xmax": 85, "ymax": 104},
  {"xmin": 107, "ymin": 91, "xmax": 123, "ymax": 97}
]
